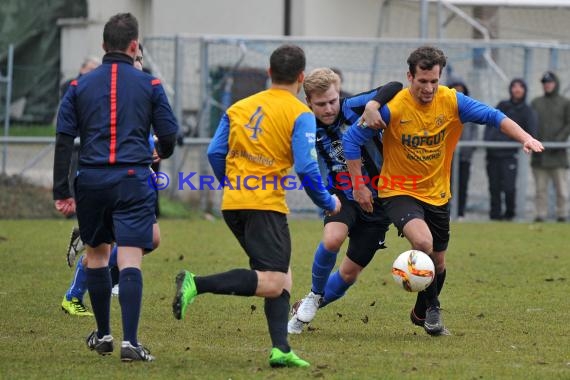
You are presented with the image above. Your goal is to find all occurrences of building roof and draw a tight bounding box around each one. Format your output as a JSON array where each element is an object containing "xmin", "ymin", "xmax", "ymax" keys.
[{"xmin": 414, "ymin": 0, "xmax": 570, "ymax": 7}]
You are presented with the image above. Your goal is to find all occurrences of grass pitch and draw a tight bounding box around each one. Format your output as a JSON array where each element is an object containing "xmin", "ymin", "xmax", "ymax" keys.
[{"xmin": 0, "ymin": 218, "xmax": 568, "ymax": 379}]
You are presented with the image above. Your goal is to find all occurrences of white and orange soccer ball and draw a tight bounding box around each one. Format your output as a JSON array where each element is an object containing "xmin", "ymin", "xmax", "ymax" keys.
[{"xmin": 391, "ymin": 250, "xmax": 435, "ymax": 292}]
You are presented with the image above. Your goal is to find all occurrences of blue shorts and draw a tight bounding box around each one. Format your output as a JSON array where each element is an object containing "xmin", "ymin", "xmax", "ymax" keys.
[{"xmin": 75, "ymin": 166, "xmax": 156, "ymax": 250}]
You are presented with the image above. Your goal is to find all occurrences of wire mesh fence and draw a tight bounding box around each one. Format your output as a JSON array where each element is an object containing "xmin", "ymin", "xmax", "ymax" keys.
[
  {"xmin": 4, "ymin": 36, "xmax": 570, "ymax": 220},
  {"xmin": 141, "ymin": 35, "xmax": 570, "ymax": 218}
]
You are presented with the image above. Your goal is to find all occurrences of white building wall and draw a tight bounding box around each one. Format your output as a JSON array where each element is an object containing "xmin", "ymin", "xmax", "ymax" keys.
[
  {"xmin": 294, "ymin": 0, "xmax": 382, "ymax": 38},
  {"xmin": 148, "ymin": 0, "xmax": 284, "ymax": 36},
  {"xmin": 59, "ymin": 0, "xmax": 570, "ymax": 83}
]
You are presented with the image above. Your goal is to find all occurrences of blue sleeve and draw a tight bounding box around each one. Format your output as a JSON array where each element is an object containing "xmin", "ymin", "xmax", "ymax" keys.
[
  {"xmin": 56, "ymin": 86, "xmax": 78, "ymax": 137},
  {"xmin": 342, "ymin": 106, "xmax": 389, "ymax": 160},
  {"xmin": 292, "ymin": 112, "xmax": 336, "ymax": 211},
  {"xmin": 151, "ymin": 83, "xmax": 179, "ymax": 138},
  {"xmin": 456, "ymin": 91, "xmax": 506, "ymax": 128},
  {"xmin": 340, "ymin": 82, "xmax": 402, "ymax": 125},
  {"xmin": 148, "ymin": 134, "xmax": 155, "ymax": 154},
  {"xmin": 341, "ymin": 90, "xmax": 378, "ymax": 124},
  {"xmin": 207, "ymin": 113, "xmax": 229, "ymax": 183}
]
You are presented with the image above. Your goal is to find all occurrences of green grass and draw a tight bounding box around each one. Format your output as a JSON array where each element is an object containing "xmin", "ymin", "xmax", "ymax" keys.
[
  {"xmin": 157, "ymin": 196, "xmax": 197, "ymax": 219},
  {"xmin": 0, "ymin": 219, "xmax": 569, "ymax": 379},
  {"xmin": 5, "ymin": 124, "xmax": 55, "ymax": 137}
]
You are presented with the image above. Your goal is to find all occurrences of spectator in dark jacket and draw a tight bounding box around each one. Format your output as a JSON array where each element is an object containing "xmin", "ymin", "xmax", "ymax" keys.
[
  {"xmin": 485, "ymin": 78, "xmax": 537, "ymax": 220},
  {"xmin": 531, "ymin": 71, "xmax": 570, "ymax": 222},
  {"xmin": 448, "ymin": 81, "xmax": 480, "ymax": 219}
]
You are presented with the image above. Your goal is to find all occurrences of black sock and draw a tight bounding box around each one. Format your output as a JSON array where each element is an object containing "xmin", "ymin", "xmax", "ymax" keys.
[
  {"xmin": 119, "ymin": 267, "xmax": 142, "ymax": 346},
  {"xmin": 436, "ymin": 269, "xmax": 446, "ymax": 295},
  {"xmin": 86, "ymin": 267, "xmax": 112, "ymax": 337},
  {"xmin": 414, "ymin": 268, "xmax": 446, "ymax": 317},
  {"xmin": 265, "ymin": 290, "xmax": 291, "ymax": 353},
  {"xmin": 194, "ymin": 269, "xmax": 257, "ymax": 296},
  {"xmin": 110, "ymin": 266, "xmax": 120, "ymax": 287},
  {"xmin": 413, "ymin": 291, "xmax": 427, "ymax": 319},
  {"xmin": 424, "ymin": 272, "xmax": 440, "ymax": 308}
]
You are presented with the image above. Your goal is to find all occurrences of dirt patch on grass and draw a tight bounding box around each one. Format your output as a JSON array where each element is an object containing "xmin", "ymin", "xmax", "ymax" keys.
[{"xmin": 0, "ymin": 174, "xmax": 60, "ymax": 218}]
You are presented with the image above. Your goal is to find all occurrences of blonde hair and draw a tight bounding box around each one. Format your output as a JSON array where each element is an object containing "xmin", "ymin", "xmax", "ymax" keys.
[{"xmin": 303, "ymin": 67, "xmax": 340, "ymax": 100}]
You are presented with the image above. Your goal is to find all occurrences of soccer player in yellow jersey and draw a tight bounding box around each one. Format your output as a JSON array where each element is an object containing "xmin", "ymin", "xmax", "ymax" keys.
[
  {"xmin": 172, "ymin": 44, "xmax": 341, "ymax": 368},
  {"xmin": 343, "ymin": 46, "xmax": 544, "ymax": 336}
]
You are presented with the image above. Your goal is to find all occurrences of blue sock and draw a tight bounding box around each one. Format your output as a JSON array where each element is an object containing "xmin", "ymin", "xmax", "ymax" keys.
[
  {"xmin": 311, "ymin": 242, "xmax": 338, "ymax": 294},
  {"xmin": 108, "ymin": 245, "xmax": 118, "ymax": 267},
  {"xmin": 119, "ymin": 267, "xmax": 143, "ymax": 346},
  {"xmin": 322, "ymin": 270, "xmax": 353, "ymax": 307},
  {"xmin": 66, "ymin": 254, "xmax": 87, "ymax": 301},
  {"xmin": 86, "ymin": 267, "xmax": 112, "ymax": 337}
]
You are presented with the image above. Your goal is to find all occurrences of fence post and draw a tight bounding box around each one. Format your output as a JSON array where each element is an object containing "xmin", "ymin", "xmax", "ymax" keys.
[
  {"xmin": 199, "ymin": 38, "xmax": 212, "ymax": 212},
  {"xmin": 2, "ymin": 44, "xmax": 14, "ymax": 175},
  {"xmin": 516, "ymin": 150, "xmax": 531, "ymax": 220},
  {"xmin": 548, "ymin": 46, "xmax": 559, "ymax": 72},
  {"xmin": 168, "ymin": 35, "xmax": 184, "ymax": 199}
]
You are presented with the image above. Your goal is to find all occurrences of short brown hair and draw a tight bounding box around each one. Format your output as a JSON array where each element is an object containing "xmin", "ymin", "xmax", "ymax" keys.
[
  {"xmin": 103, "ymin": 13, "xmax": 139, "ymax": 52},
  {"xmin": 269, "ymin": 44, "xmax": 306, "ymax": 84},
  {"xmin": 407, "ymin": 46, "xmax": 447, "ymax": 77},
  {"xmin": 303, "ymin": 68, "xmax": 341, "ymax": 100}
]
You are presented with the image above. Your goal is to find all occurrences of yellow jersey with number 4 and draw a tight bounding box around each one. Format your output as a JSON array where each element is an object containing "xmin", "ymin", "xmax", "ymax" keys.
[{"xmin": 222, "ymin": 88, "xmax": 314, "ymax": 213}]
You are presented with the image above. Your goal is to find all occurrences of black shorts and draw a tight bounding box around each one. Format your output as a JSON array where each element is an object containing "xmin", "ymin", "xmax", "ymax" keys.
[
  {"xmin": 381, "ymin": 195, "xmax": 450, "ymax": 252},
  {"xmin": 222, "ymin": 210, "xmax": 291, "ymax": 273},
  {"xmin": 325, "ymin": 192, "xmax": 390, "ymax": 267},
  {"xmin": 75, "ymin": 166, "xmax": 156, "ymax": 251}
]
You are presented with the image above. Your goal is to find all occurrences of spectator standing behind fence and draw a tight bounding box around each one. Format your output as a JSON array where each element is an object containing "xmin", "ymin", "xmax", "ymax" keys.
[
  {"xmin": 448, "ymin": 81, "xmax": 479, "ymax": 220},
  {"xmin": 485, "ymin": 78, "xmax": 537, "ymax": 221},
  {"xmin": 531, "ymin": 71, "xmax": 570, "ymax": 222},
  {"xmin": 60, "ymin": 57, "xmax": 101, "ymax": 99}
]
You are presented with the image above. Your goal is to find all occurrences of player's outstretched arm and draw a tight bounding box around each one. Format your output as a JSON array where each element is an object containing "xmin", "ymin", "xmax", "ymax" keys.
[{"xmin": 499, "ymin": 117, "xmax": 544, "ymax": 154}]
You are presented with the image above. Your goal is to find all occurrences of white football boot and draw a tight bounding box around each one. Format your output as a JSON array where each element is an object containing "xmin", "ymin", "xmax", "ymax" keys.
[
  {"xmin": 296, "ymin": 291, "xmax": 322, "ymax": 323},
  {"xmin": 288, "ymin": 315, "xmax": 305, "ymax": 334}
]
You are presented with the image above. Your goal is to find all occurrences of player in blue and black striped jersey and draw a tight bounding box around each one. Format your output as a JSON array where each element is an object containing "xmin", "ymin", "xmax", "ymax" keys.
[{"xmin": 288, "ymin": 68, "xmax": 402, "ymax": 334}]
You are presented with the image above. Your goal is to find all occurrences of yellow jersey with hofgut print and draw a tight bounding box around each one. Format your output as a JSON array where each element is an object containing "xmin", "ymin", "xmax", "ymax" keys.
[
  {"xmin": 380, "ymin": 86, "xmax": 463, "ymax": 205},
  {"xmin": 222, "ymin": 88, "xmax": 313, "ymax": 213}
]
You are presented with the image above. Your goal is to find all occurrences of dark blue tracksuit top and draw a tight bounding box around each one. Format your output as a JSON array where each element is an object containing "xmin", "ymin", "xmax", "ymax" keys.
[{"xmin": 57, "ymin": 53, "xmax": 178, "ymax": 167}]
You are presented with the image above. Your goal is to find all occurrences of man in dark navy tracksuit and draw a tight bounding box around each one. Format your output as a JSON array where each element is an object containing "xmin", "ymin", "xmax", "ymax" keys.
[{"xmin": 53, "ymin": 13, "xmax": 178, "ymax": 362}]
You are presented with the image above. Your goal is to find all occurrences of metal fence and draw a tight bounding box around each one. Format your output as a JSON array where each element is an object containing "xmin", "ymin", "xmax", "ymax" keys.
[
  {"xmin": 2, "ymin": 136, "xmax": 570, "ymax": 222},
  {"xmin": 3, "ymin": 36, "xmax": 570, "ymax": 220},
  {"xmin": 143, "ymin": 35, "xmax": 570, "ymax": 137},
  {"xmin": 1, "ymin": 44, "xmax": 14, "ymax": 175},
  {"xmin": 140, "ymin": 35, "xmax": 570, "ymax": 218}
]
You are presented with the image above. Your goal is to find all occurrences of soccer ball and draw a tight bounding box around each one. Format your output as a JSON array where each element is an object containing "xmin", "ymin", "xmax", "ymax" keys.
[{"xmin": 391, "ymin": 250, "xmax": 435, "ymax": 292}]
